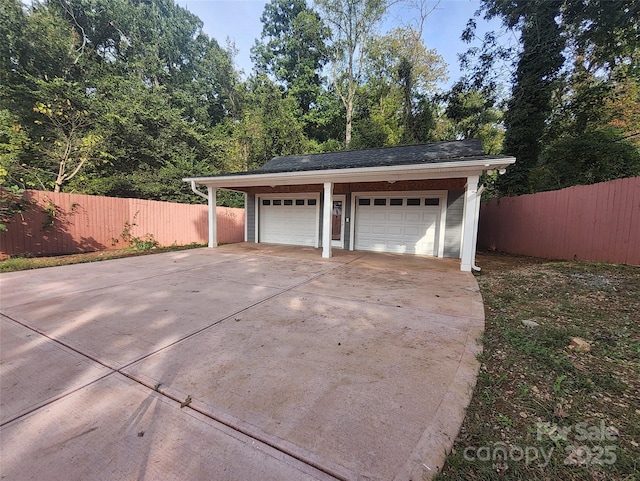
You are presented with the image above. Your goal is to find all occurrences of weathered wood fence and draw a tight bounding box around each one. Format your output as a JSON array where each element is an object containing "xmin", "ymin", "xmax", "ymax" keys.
[
  {"xmin": 1, "ymin": 190, "xmax": 245, "ymax": 257},
  {"xmin": 478, "ymin": 177, "xmax": 639, "ymax": 265}
]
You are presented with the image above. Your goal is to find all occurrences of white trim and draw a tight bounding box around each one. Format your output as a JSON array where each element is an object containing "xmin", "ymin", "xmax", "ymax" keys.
[
  {"xmin": 349, "ymin": 193, "xmax": 356, "ymax": 251},
  {"xmin": 472, "ymin": 185, "xmax": 485, "ymax": 270},
  {"xmin": 256, "ymin": 193, "xmax": 320, "ymax": 248},
  {"xmin": 184, "ymin": 157, "xmax": 516, "ymax": 189},
  {"xmin": 244, "ymin": 193, "xmax": 248, "ymax": 242},
  {"xmin": 315, "ymin": 197, "xmax": 321, "ymax": 249},
  {"xmin": 331, "ymin": 194, "xmax": 346, "ymax": 248},
  {"xmin": 322, "ymin": 182, "xmax": 332, "ymax": 258},
  {"xmin": 254, "ymin": 194, "xmax": 259, "ymax": 244},
  {"xmin": 207, "ymin": 186, "xmax": 217, "ymax": 248},
  {"xmin": 460, "ymin": 176, "xmax": 480, "ymax": 272},
  {"xmin": 351, "ymin": 190, "xmax": 448, "ymax": 257},
  {"xmin": 438, "ymin": 193, "xmax": 447, "ymax": 258}
]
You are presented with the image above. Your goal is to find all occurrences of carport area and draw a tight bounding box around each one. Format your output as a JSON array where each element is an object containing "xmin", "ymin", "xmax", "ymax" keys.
[{"xmin": 0, "ymin": 244, "xmax": 484, "ymax": 481}]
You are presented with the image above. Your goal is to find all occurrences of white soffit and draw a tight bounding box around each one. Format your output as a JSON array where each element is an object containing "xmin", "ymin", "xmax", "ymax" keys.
[{"xmin": 183, "ymin": 157, "xmax": 516, "ymax": 189}]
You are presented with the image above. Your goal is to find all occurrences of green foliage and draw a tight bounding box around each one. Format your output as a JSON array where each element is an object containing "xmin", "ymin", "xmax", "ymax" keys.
[
  {"xmin": 496, "ymin": 413, "xmax": 513, "ymax": 428},
  {"xmin": 31, "ymin": 79, "xmax": 104, "ymax": 192},
  {"xmin": 0, "ymin": 185, "xmax": 30, "ymax": 232},
  {"xmin": 1, "ymin": 0, "xmax": 239, "ymax": 203},
  {"xmin": 0, "ymin": 109, "xmax": 30, "ymax": 186},
  {"xmin": 12, "ymin": 0, "xmax": 634, "ymax": 206},
  {"xmin": 552, "ymin": 374, "xmax": 566, "ymax": 396},
  {"xmin": 465, "ymin": 0, "xmax": 640, "ymax": 196},
  {"xmin": 119, "ymin": 213, "xmax": 159, "ymax": 251},
  {"xmin": 316, "ymin": 0, "xmax": 394, "ymax": 146},
  {"xmin": 353, "ymin": 26, "xmax": 447, "ymax": 147},
  {"xmin": 303, "ymin": 88, "xmax": 346, "ymax": 144},
  {"xmin": 252, "ymin": 0, "xmax": 330, "ymax": 119},
  {"xmin": 41, "ymin": 200, "xmax": 58, "ymax": 230},
  {"xmin": 130, "ymin": 234, "xmax": 160, "ymax": 251},
  {"xmin": 216, "ymin": 191, "xmax": 244, "ymax": 209},
  {"xmin": 531, "ymin": 67, "xmax": 640, "ymax": 190},
  {"xmin": 443, "ymin": 80, "xmax": 504, "ymax": 153},
  {"xmin": 497, "ymin": 0, "xmax": 566, "ymax": 195},
  {"xmin": 232, "ymin": 75, "xmax": 310, "ymax": 169},
  {"xmin": 531, "ymin": 130, "xmax": 640, "ymax": 191},
  {"xmin": 0, "ymin": 244, "xmax": 207, "ymax": 273}
]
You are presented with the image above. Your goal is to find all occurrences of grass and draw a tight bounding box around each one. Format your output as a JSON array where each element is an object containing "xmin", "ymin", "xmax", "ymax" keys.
[
  {"xmin": 435, "ymin": 252, "xmax": 640, "ymax": 481},
  {"xmin": 0, "ymin": 243, "xmax": 206, "ymax": 273}
]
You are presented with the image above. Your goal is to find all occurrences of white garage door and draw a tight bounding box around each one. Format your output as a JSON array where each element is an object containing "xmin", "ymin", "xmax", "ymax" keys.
[
  {"xmin": 355, "ymin": 195, "xmax": 442, "ymax": 255},
  {"xmin": 259, "ymin": 197, "xmax": 318, "ymax": 247}
]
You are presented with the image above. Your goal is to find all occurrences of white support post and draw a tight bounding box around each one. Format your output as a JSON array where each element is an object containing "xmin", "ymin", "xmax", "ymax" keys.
[
  {"xmin": 244, "ymin": 192, "xmax": 248, "ymax": 242},
  {"xmin": 471, "ymin": 185, "xmax": 485, "ymax": 270},
  {"xmin": 460, "ymin": 175, "xmax": 479, "ymax": 272},
  {"xmin": 322, "ymin": 182, "xmax": 332, "ymax": 258},
  {"xmin": 208, "ymin": 186, "xmax": 217, "ymax": 248}
]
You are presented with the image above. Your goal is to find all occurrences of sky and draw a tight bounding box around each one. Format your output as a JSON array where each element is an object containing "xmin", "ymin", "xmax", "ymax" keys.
[{"xmin": 176, "ymin": 0, "xmax": 507, "ymax": 91}]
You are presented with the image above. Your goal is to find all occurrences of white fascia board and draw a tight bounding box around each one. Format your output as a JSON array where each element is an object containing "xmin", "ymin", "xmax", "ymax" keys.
[{"xmin": 183, "ymin": 157, "xmax": 516, "ymax": 189}]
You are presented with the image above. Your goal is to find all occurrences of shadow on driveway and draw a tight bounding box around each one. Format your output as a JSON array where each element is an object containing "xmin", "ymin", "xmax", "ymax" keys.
[{"xmin": 0, "ymin": 244, "xmax": 484, "ymax": 480}]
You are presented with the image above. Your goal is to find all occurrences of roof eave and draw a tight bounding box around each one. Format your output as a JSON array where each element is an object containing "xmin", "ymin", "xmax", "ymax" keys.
[{"xmin": 183, "ymin": 157, "xmax": 516, "ymax": 188}]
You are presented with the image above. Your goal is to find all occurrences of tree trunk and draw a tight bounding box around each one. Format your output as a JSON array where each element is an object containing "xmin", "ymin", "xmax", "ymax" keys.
[{"xmin": 345, "ymin": 97, "xmax": 353, "ymax": 147}]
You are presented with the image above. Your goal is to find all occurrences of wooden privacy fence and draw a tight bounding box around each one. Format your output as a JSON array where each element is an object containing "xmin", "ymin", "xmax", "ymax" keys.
[
  {"xmin": 478, "ymin": 176, "xmax": 640, "ymax": 266},
  {"xmin": 1, "ymin": 190, "xmax": 245, "ymax": 257}
]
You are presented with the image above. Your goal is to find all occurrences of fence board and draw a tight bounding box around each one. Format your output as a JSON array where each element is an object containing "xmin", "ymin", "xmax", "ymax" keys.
[
  {"xmin": 1, "ymin": 190, "xmax": 245, "ymax": 257},
  {"xmin": 478, "ymin": 177, "xmax": 640, "ymax": 265},
  {"xmin": 623, "ymin": 178, "xmax": 640, "ymax": 265}
]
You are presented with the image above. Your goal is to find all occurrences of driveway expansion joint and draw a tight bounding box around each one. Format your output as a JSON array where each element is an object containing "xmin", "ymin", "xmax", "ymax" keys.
[
  {"xmin": 1, "ymin": 246, "xmax": 482, "ymax": 481},
  {"xmin": 116, "ymin": 252, "xmax": 367, "ymax": 371}
]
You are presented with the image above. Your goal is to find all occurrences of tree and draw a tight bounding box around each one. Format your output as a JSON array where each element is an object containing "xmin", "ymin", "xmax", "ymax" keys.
[
  {"xmin": 33, "ymin": 101, "xmax": 101, "ymax": 192},
  {"xmin": 232, "ymin": 75, "xmax": 310, "ymax": 170},
  {"xmin": 444, "ymin": 81, "xmax": 504, "ymax": 154},
  {"xmin": 0, "ymin": 109, "xmax": 30, "ymax": 188},
  {"xmin": 316, "ymin": 0, "xmax": 394, "ymax": 146},
  {"xmin": 532, "ymin": 131, "xmax": 640, "ymax": 191},
  {"xmin": 68, "ymin": 74, "xmax": 222, "ymax": 201},
  {"xmin": 463, "ymin": 0, "xmax": 639, "ymax": 195},
  {"xmin": 603, "ymin": 75, "xmax": 640, "ymax": 149},
  {"xmin": 1, "ymin": 0, "xmax": 244, "ymax": 203},
  {"xmin": 530, "ymin": 65, "xmax": 640, "ymax": 191},
  {"xmin": 360, "ymin": 26, "xmax": 446, "ymax": 146},
  {"xmin": 252, "ymin": 0, "xmax": 330, "ymax": 117},
  {"xmin": 561, "ymin": 0, "xmax": 640, "ymax": 79},
  {"xmin": 0, "ymin": 0, "xmax": 27, "ymax": 89},
  {"xmin": 493, "ymin": 0, "xmax": 565, "ymax": 195}
]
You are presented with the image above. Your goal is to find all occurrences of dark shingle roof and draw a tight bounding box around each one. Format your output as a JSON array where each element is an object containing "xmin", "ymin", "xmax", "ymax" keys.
[{"xmin": 258, "ymin": 139, "xmax": 495, "ymax": 173}]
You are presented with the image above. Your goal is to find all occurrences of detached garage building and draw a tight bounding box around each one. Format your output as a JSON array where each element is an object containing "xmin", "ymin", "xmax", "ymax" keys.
[{"xmin": 184, "ymin": 139, "xmax": 515, "ymax": 271}]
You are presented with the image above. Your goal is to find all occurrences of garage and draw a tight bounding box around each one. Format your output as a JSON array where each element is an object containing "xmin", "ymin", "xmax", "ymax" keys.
[
  {"xmin": 258, "ymin": 196, "xmax": 319, "ymax": 247},
  {"xmin": 354, "ymin": 194, "xmax": 445, "ymax": 255},
  {"xmin": 185, "ymin": 139, "xmax": 517, "ymax": 271}
]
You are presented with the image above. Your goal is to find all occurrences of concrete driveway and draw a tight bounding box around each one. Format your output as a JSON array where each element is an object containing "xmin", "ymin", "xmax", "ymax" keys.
[{"xmin": 0, "ymin": 244, "xmax": 484, "ymax": 481}]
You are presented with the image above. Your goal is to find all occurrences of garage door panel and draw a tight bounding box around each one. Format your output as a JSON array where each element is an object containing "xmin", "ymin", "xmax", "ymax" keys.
[
  {"xmin": 370, "ymin": 244, "xmax": 389, "ymax": 252},
  {"xmin": 404, "ymin": 212, "xmax": 422, "ymax": 222},
  {"xmin": 402, "ymin": 227, "xmax": 420, "ymax": 238},
  {"xmin": 370, "ymin": 233, "xmax": 388, "ymax": 241},
  {"xmin": 260, "ymin": 200, "xmax": 317, "ymax": 247},
  {"xmin": 384, "ymin": 242, "xmax": 408, "ymax": 254},
  {"xmin": 355, "ymin": 195, "xmax": 441, "ymax": 256}
]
